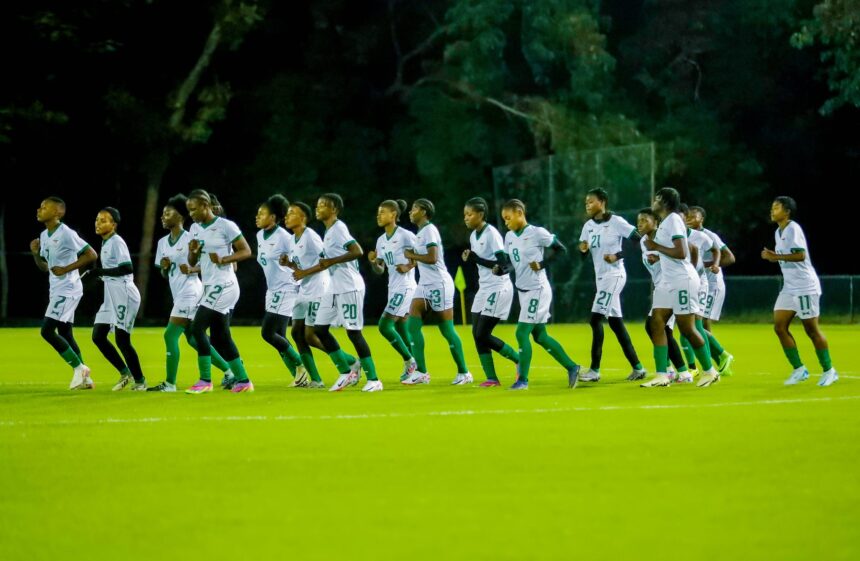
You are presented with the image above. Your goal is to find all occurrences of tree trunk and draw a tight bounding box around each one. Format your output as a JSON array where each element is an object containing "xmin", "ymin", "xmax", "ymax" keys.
[{"xmin": 136, "ymin": 158, "xmax": 168, "ymax": 318}]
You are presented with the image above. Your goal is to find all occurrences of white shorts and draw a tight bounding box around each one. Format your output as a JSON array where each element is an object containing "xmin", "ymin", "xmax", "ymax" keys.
[
  {"xmin": 199, "ymin": 281, "xmax": 240, "ymax": 315},
  {"xmin": 517, "ymin": 286, "xmax": 552, "ymax": 324},
  {"xmin": 696, "ymin": 275, "xmax": 709, "ymax": 317},
  {"xmin": 95, "ymin": 282, "xmax": 140, "ymax": 333},
  {"xmin": 170, "ymin": 294, "xmax": 201, "ymax": 320},
  {"xmin": 471, "ymin": 284, "xmax": 513, "ymax": 320},
  {"xmin": 265, "ymin": 287, "xmax": 299, "ymax": 317},
  {"xmin": 384, "ymin": 286, "xmax": 415, "ymax": 318},
  {"xmin": 314, "ymin": 290, "xmax": 365, "ymax": 330},
  {"xmin": 292, "ymin": 294, "xmax": 316, "ymax": 323},
  {"xmin": 591, "ymin": 274, "xmax": 626, "ymax": 318},
  {"xmin": 415, "ymin": 278, "xmax": 455, "ymax": 312},
  {"xmin": 705, "ymin": 279, "xmax": 726, "ymax": 321},
  {"xmin": 653, "ymin": 276, "xmax": 701, "ymax": 316},
  {"xmin": 45, "ymin": 293, "xmax": 82, "ymax": 324},
  {"xmin": 775, "ymin": 291, "xmax": 820, "ymax": 320}
]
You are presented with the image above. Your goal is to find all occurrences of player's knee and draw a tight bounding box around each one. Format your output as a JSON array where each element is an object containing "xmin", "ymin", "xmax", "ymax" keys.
[
  {"xmin": 773, "ymin": 322, "xmax": 789, "ymax": 337},
  {"xmin": 40, "ymin": 322, "xmax": 56, "ymax": 341},
  {"xmin": 589, "ymin": 313, "xmax": 604, "ymax": 328}
]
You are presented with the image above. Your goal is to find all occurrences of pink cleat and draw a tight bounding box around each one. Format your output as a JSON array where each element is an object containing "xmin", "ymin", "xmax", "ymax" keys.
[
  {"xmin": 230, "ymin": 380, "xmax": 255, "ymax": 393},
  {"xmin": 185, "ymin": 380, "xmax": 213, "ymax": 394},
  {"xmin": 479, "ymin": 379, "xmax": 502, "ymax": 387}
]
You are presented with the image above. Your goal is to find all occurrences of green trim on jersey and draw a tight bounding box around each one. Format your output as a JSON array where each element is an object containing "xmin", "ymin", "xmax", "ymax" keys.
[
  {"xmin": 262, "ymin": 226, "xmax": 279, "ymax": 240},
  {"xmin": 343, "ymin": 239, "xmax": 356, "ymax": 249},
  {"xmin": 76, "ymin": 244, "xmax": 91, "ymax": 256},
  {"xmin": 47, "ymin": 223, "xmax": 62, "ymax": 237},
  {"xmin": 474, "ymin": 224, "xmax": 488, "ymax": 240},
  {"xmin": 671, "ymin": 235, "xmax": 685, "ymax": 240},
  {"xmin": 425, "ymin": 242, "xmax": 438, "ymax": 248},
  {"xmin": 167, "ymin": 230, "xmax": 186, "ymax": 246},
  {"xmin": 385, "ymin": 226, "xmax": 399, "ymax": 241},
  {"xmin": 513, "ymin": 225, "xmax": 528, "ymax": 237},
  {"xmin": 230, "ymin": 234, "xmax": 244, "ymax": 243},
  {"xmin": 417, "ymin": 221, "xmax": 432, "ymax": 232},
  {"xmin": 201, "ymin": 216, "xmax": 219, "ymax": 229},
  {"xmin": 117, "ymin": 261, "xmax": 133, "ymax": 267},
  {"xmin": 790, "ymin": 248, "xmax": 805, "ymax": 253}
]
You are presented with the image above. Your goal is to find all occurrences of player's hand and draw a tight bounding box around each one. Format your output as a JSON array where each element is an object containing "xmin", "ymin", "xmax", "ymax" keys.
[
  {"xmin": 395, "ymin": 263, "xmax": 412, "ymax": 273},
  {"xmin": 761, "ymin": 248, "xmax": 778, "ymax": 262},
  {"xmin": 461, "ymin": 249, "xmax": 471, "ymax": 261},
  {"xmin": 160, "ymin": 257, "xmax": 171, "ymax": 270},
  {"xmin": 188, "ymin": 239, "xmax": 201, "ymax": 254},
  {"xmin": 179, "ymin": 263, "xmax": 191, "ymax": 274},
  {"xmin": 403, "ymin": 249, "xmax": 416, "ymax": 260},
  {"xmin": 642, "ymin": 237, "xmax": 658, "ymax": 251},
  {"xmin": 492, "ymin": 265, "xmax": 502, "ymax": 276},
  {"xmin": 318, "ymin": 257, "xmax": 335, "ymax": 270},
  {"xmin": 50, "ymin": 265, "xmax": 68, "ymax": 276},
  {"xmin": 709, "ymin": 264, "xmax": 721, "ymax": 274},
  {"xmin": 208, "ymin": 252, "xmax": 224, "ymax": 265},
  {"xmin": 293, "ymin": 268, "xmax": 310, "ymax": 281},
  {"xmin": 30, "ymin": 239, "xmax": 41, "ymax": 254},
  {"xmin": 529, "ymin": 261, "xmax": 542, "ymax": 271},
  {"xmin": 578, "ymin": 241, "xmax": 589, "ymax": 253},
  {"xmin": 603, "ymin": 254, "xmax": 619, "ymax": 264},
  {"xmin": 646, "ymin": 254, "xmax": 659, "ymax": 265},
  {"xmin": 367, "ymin": 250, "xmax": 377, "ymax": 263}
]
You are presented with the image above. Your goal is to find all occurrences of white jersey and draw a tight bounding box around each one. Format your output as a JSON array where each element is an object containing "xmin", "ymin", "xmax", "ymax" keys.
[
  {"xmin": 323, "ymin": 220, "xmax": 365, "ymax": 294},
  {"xmin": 98, "ymin": 233, "xmax": 134, "ymax": 285},
  {"xmin": 701, "ymin": 227, "xmax": 726, "ymax": 285},
  {"xmin": 640, "ymin": 236, "xmax": 663, "ymax": 285},
  {"xmin": 155, "ymin": 230, "xmax": 202, "ymax": 301},
  {"xmin": 375, "ymin": 226, "xmax": 418, "ymax": 292},
  {"xmin": 414, "ymin": 222, "xmax": 450, "ymax": 286},
  {"xmin": 256, "ymin": 226, "xmax": 297, "ymax": 292},
  {"xmin": 290, "ymin": 228, "xmax": 329, "ymax": 298},
  {"xmin": 192, "ymin": 216, "xmax": 242, "ymax": 286},
  {"xmin": 775, "ymin": 221, "xmax": 821, "ymax": 295},
  {"xmin": 504, "ymin": 225, "xmax": 556, "ymax": 291},
  {"xmin": 686, "ymin": 228, "xmax": 714, "ymax": 277},
  {"xmin": 39, "ymin": 223, "xmax": 90, "ymax": 298},
  {"xmin": 653, "ymin": 213, "xmax": 696, "ymax": 286},
  {"xmin": 578, "ymin": 214, "xmax": 636, "ymax": 279},
  {"xmin": 470, "ymin": 224, "xmax": 510, "ymax": 290}
]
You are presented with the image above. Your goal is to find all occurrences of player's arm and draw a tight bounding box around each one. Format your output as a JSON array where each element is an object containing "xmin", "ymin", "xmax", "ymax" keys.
[
  {"xmin": 188, "ymin": 239, "xmax": 201, "ymax": 266},
  {"xmin": 319, "ymin": 241, "xmax": 363, "ymax": 269},
  {"xmin": 492, "ymin": 251, "xmax": 514, "ymax": 276},
  {"xmin": 643, "ymin": 235, "xmax": 686, "ymax": 260},
  {"xmin": 367, "ymin": 250, "xmax": 385, "ymax": 274},
  {"xmin": 719, "ymin": 245, "xmax": 735, "ymax": 267},
  {"xmin": 52, "ymin": 246, "xmax": 97, "ymax": 276},
  {"xmin": 462, "ymin": 249, "xmax": 499, "ymax": 269},
  {"xmin": 30, "ymin": 239, "xmax": 48, "ymax": 272},
  {"xmin": 404, "ymin": 245, "xmax": 438, "ymax": 265},
  {"xmin": 690, "ymin": 243, "xmax": 699, "ymax": 268},
  {"xmin": 761, "ymin": 247, "xmax": 805, "ymax": 263},
  {"xmin": 90, "ymin": 262, "xmax": 134, "ymax": 277},
  {"xmin": 533, "ymin": 238, "xmax": 568, "ymax": 271}
]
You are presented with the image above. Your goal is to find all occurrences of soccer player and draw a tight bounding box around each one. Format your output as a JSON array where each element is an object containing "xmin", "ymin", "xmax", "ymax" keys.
[
  {"xmin": 296, "ymin": 194, "xmax": 379, "ymax": 393},
  {"xmin": 367, "ymin": 199, "xmax": 419, "ymax": 381},
  {"xmin": 761, "ymin": 196, "xmax": 837, "ymax": 386},
  {"xmin": 255, "ymin": 194, "xmax": 308, "ymax": 387},
  {"xmin": 184, "ymin": 189, "xmax": 255, "ymax": 393},
  {"xmin": 148, "ymin": 194, "xmax": 235, "ymax": 392},
  {"xmin": 637, "ymin": 208, "xmax": 690, "ymax": 382},
  {"xmin": 401, "ymin": 198, "xmax": 472, "ymax": 385},
  {"xmin": 495, "ymin": 199, "xmax": 581, "ymax": 390},
  {"xmin": 280, "ymin": 202, "xmax": 328, "ymax": 389},
  {"xmin": 686, "ymin": 205, "xmax": 736, "ymax": 370},
  {"xmin": 640, "ymin": 187, "xmax": 721, "ymax": 388},
  {"xmin": 89, "ymin": 207, "xmax": 146, "ymax": 391},
  {"xmin": 31, "ymin": 196, "xmax": 98, "ymax": 389},
  {"xmin": 577, "ymin": 188, "xmax": 646, "ymax": 382},
  {"xmin": 461, "ymin": 197, "xmax": 519, "ymax": 387}
]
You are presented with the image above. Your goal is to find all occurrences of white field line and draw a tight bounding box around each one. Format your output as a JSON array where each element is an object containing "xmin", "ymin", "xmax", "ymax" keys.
[{"xmin": 1, "ymin": 395, "xmax": 859, "ymax": 428}]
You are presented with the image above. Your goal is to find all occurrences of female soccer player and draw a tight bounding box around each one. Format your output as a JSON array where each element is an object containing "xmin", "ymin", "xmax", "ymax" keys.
[
  {"xmin": 280, "ymin": 202, "xmax": 328, "ymax": 389},
  {"xmin": 577, "ymin": 188, "xmax": 646, "ymax": 382},
  {"xmin": 461, "ymin": 197, "xmax": 519, "ymax": 387},
  {"xmin": 493, "ymin": 199, "xmax": 580, "ymax": 390},
  {"xmin": 637, "ymin": 208, "xmax": 690, "ymax": 382},
  {"xmin": 32, "ymin": 196, "xmax": 97, "ymax": 389},
  {"xmin": 368, "ymin": 199, "xmax": 419, "ymax": 380},
  {"xmin": 89, "ymin": 207, "xmax": 146, "ymax": 391},
  {"xmin": 761, "ymin": 196, "xmax": 837, "ymax": 386},
  {"xmin": 401, "ymin": 198, "xmax": 471, "ymax": 385},
  {"xmin": 640, "ymin": 188, "xmax": 720, "ymax": 388},
  {"xmin": 184, "ymin": 189, "xmax": 255, "ymax": 393},
  {"xmin": 148, "ymin": 194, "xmax": 235, "ymax": 392},
  {"xmin": 255, "ymin": 194, "xmax": 307, "ymax": 386}
]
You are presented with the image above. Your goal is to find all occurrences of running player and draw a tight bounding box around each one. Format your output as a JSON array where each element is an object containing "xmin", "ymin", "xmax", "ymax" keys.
[
  {"xmin": 401, "ymin": 198, "xmax": 472, "ymax": 385},
  {"xmin": 461, "ymin": 197, "xmax": 519, "ymax": 387},
  {"xmin": 577, "ymin": 188, "xmax": 646, "ymax": 382},
  {"xmin": 495, "ymin": 199, "xmax": 581, "ymax": 390},
  {"xmin": 89, "ymin": 207, "xmax": 146, "ymax": 391},
  {"xmin": 368, "ymin": 199, "xmax": 419, "ymax": 381},
  {"xmin": 31, "ymin": 196, "xmax": 97, "ymax": 389},
  {"xmin": 761, "ymin": 196, "xmax": 837, "ymax": 386}
]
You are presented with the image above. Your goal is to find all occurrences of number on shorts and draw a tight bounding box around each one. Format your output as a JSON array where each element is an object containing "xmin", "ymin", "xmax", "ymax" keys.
[
  {"xmin": 487, "ymin": 292, "xmax": 497, "ymax": 306},
  {"xmin": 528, "ymin": 299, "xmax": 539, "ymax": 314},
  {"xmin": 679, "ymin": 290, "xmax": 688, "ymax": 306},
  {"xmin": 512, "ymin": 248, "xmax": 520, "ymax": 263},
  {"xmin": 308, "ymin": 301, "xmax": 320, "ymax": 321},
  {"xmin": 799, "ymin": 295, "xmax": 811, "ymax": 312},
  {"xmin": 116, "ymin": 305, "xmax": 127, "ymax": 321},
  {"xmin": 384, "ymin": 252, "xmax": 395, "ymax": 266},
  {"xmin": 389, "ymin": 293, "xmax": 404, "ymax": 308},
  {"xmin": 429, "ymin": 289, "xmax": 442, "ymax": 308},
  {"xmin": 53, "ymin": 296, "xmax": 67, "ymax": 309},
  {"xmin": 597, "ymin": 291, "xmax": 612, "ymax": 306},
  {"xmin": 591, "ymin": 234, "xmax": 601, "ymax": 249},
  {"xmin": 205, "ymin": 285, "xmax": 223, "ymax": 305},
  {"xmin": 706, "ymin": 295, "xmax": 714, "ymax": 310},
  {"xmin": 342, "ymin": 303, "xmax": 358, "ymax": 320}
]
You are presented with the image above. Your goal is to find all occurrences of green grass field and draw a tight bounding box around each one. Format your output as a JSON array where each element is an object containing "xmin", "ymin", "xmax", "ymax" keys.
[{"xmin": 1, "ymin": 323, "xmax": 858, "ymax": 561}]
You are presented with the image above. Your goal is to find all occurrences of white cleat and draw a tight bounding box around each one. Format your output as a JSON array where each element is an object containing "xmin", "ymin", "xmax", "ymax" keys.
[
  {"xmin": 697, "ymin": 371, "xmax": 720, "ymax": 387},
  {"xmin": 70, "ymin": 365, "xmax": 92, "ymax": 390},
  {"xmin": 674, "ymin": 371, "xmax": 694, "ymax": 384},
  {"xmin": 451, "ymin": 372, "xmax": 474, "ymax": 385},
  {"xmin": 307, "ymin": 380, "xmax": 326, "ymax": 389},
  {"xmin": 818, "ymin": 368, "xmax": 839, "ymax": 387},
  {"xmin": 329, "ymin": 373, "xmax": 353, "ymax": 392},
  {"xmin": 289, "ymin": 366, "xmax": 310, "ymax": 388},
  {"xmin": 112, "ymin": 373, "xmax": 133, "ymax": 392},
  {"xmin": 361, "ymin": 380, "xmax": 384, "ymax": 392},
  {"xmin": 401, "ymin": 358, "xmax": 418, "ymax": 382},
  {"xmin": 784, "ymin": 366, "xmax": 809, "ymax": 385},
  {"xmin": 640, "ymin": 374, "xmax": 673, "ymax": 387},
  {"xmin": 579, "ymin": 369, "xmax": 601, "ymax": 382},
  {"xmin": 347, "ymin": 360, "xmax": 362, "ymax": 386},
  {"xmin": 401, "ymin": 371, "xmax": 430, "ymax": 385},
  {"xmin": 131, "ymin": 379, "xmax": 148, "ymax": 391}
]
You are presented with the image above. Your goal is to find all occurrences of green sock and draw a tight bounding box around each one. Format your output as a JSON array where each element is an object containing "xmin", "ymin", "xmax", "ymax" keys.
[
  {"xmin": 396, "ymin": 320, "xmax": 413, "ymax": 353},
  {"xmin": 534, "ymin": 324, "xmax": 576, "ymax": 370},
  {"xmin": 360, "ymin": 356, "xmax": 378, "ymax": 381},
  {"xmin": 692, "ymin": 320, "xmax": 714, "ymax": 371},
  {"xmin": 515, "ymin": 323, "xmax": 534, "ymax": 381},
  {"xmin": 120, "ymin": 367, "xmax": 131, "ymax": 377},
  {"xmin": 407, "ymin": 316, "xmax": 426, "ymax": 372},
  {"xmin": 680, "ymin": 335, "xmax": 697, "ymax": 369},
  {"xmin": 186, "ymin": 331, "xmax": 231, "ymax": 373},
  {"xmin": 279, "ymin": 352, "xmax": 298, "ymax": 376},
  {"xmin": 301, "ymin": 351, "xmax": 322, "ymax": 382},
  {"xmin": 654, "ymin": 345, "xmax": 669, "ymax": 373},
  {"xmin": 499, "ymin": 343, "xmax": 520, "ymax": 364},
  {"xmin": 634, "ymin": 362, "xmax": 643, "ymax": 371},
  {"xmin": 439, "ymin": 320, "xmax": 468, "ymax": 374},
  {"xmin": 783, "ymin": 346, "xmax": 803, "ymax": 369},
  {"xmin": 59, "ymin": 346, "xmax": 82, "ymax": 368},
  {"xmin": 197, "ymin": 355, "xmax": 212, "ymax": 382},
  {"xmin": 815, "ymin": 348, "xmax": 832, "ymax": 371},
  {"xmin": 478, "ymin": 353, "xmax": 498, "ymax": 381},
  {"xmin": 328, "ymin": 349, "xmax": 352, "ymax": 374},
  {"xmin": 379, "ymin": 317, "xmax": 412, "ymax": 360},
  {"xmin": 707, "ymin": 331, "xmax": 725, "ymax": 356},
  {"xmin": 227, "ymin": 358, "xmax": 249, "ymax": 382},
  {"xmin": 164, "ymin": 323, "xmax": 184, "ymax": 384}
]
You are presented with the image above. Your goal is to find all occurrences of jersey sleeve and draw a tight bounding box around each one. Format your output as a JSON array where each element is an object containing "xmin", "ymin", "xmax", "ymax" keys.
[
  {"xmin": 668, "ymin": 215, "xmax": 686, "ymax": 240},
  {"xmin": 613, "ymin": 216, "xmax": 637, "ymax": 239},
  {"xmin": 708, "ymin": 230, "xmax": 726, "ymax": 250},
  {"xmin": 535, "ymin": 226, "xmax": 556, "ymax": 248},
  {"xmin": 115, "ymin": 238, "xmax": 133, "ymax": 265},
  {"xmin": 67, "ymin": 228, "xmax": 90, "ymax": 256},
  {"xmin": 338, "ymin": 223, "xmax": 356, "ymax": 249},
  {"xmin": 374, "ymin": 236, "xmax": 384, "ymax": 257},
  {"xmin": 785, "ymin": 223, "xmax": 808, "ymax": 253},
  {"xmin": 404, "ymin": 230, "xmax": 418, "ymax": 249},
  {"xmin": 425, "ymin": 226, "xmax": 441, "ymax": 248},
  {"xmin": 488, "ymin": 228, "xmax": 504, "ymax": 254},
  {"xmin": 578, "ymin": 223, "xmax": 589, "ymax": 243},
  {"xmin": 154, "ymin": 239, "xmax": 164, "ymax": 266},
  {"xmin": 222, "ymin": 219, "xmax": 243, "ymax": 243}
]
